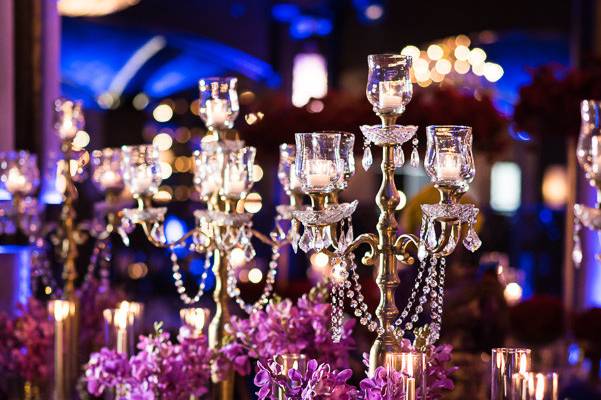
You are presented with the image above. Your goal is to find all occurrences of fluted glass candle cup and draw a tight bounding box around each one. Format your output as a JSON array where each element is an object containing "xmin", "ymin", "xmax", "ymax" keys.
[
  {"xmin": 577, "ymin": 100, "xmax": 601, "ymax": 187},
  {"xmin": 366, "ymin": 54, "xmax": 413, "ymax": 116},
  {"xmin": 424, "ymin": 125, "xmax": 475, "ymax": 191},
  {"xmin": 91, "ymin": 148, "xmax": 124, "ymax": 193},
  {"xmin": 491, "ymin": 348, "xmax": 532, "ymax": 400},
  {"xmin": 103, "ymin": 307, "xmax": 135, "ymax": 356},
  {"xmin": 511, "ymin": 372, "xmax": 558, "ymax": 400},
  {"xmin": 278, "ymin": 144, "xmax": 301, "ymax": 193},
  {"xmin": 294, "ymin": 133, "xmax": 342, "ymax": 194},
  {"xmin": 121, "ymin": 144, "xmax": 162, "ymax": 198},
  {"xmin": 53, "ymin": 98, "xmax": 85, "ymax": 141},
  {"xmin": 193, "ymin": 147, "xmax": 223, "ymax": 201},
  {"xmin": 221, "ymin": 146, "xmax": 256, "ymax": 200},
  {"xmin": 0, "ymin": 151, "xmax": 40, "ymax": 196},
  {"xmin": 198, "ymin": 77, "xmax": 239, "ymax": 130}
]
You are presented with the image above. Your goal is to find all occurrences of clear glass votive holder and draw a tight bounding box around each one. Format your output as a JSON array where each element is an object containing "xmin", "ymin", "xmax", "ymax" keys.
[{"xmin": 491, "ymin": 347, "xmax": 532, "ymax": 400}]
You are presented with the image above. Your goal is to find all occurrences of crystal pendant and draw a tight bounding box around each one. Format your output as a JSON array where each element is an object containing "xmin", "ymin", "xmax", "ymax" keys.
[
  {"xmin": 345, "ymin": 219, "xmax": 354, "ymax": 244},
  {"xmin": 362, "ymin": 145, "xmax": 373, "ymax": 171},
  {"xmin": 443, "ymin": 227, "xmax": 457, "ymax": 253},
  {"xmin": 573, "ymin": 238, "xmax": 583, "ymax": 267},
  {"xmin": 244, "ymin": 244, "xmax": 256, "ymax": 261},
  {"xmin": 462, "ymin": 224, "xmax": 482, "ymax": 252},
  {"xmin": 299, "ymin": 229, "xmax": 312, "ymax": 253},
  {"xmin": 417, "ymin": 243, "xmax": 428, "ymax": 261},
  {"xmin": 410, "ymin": 146, "xmax": 420, "ymax": 168},
  {"xmin": 313, "ymin": 228, "xmax": 324, "ymax": 252},
  {"xmin": 394, "ymin": 146, "xmax": 405, "ymax": 167},
  {"xmin": 322, "ymin": 226, "xmax": 333, "ymax": 249},
  {"xmin": 426, "ymin": 222, "xmax": 437, "ymax": 249},
  {"xmin": 338, "ymin": 229, "xmax": 348, "ymax": 252}
]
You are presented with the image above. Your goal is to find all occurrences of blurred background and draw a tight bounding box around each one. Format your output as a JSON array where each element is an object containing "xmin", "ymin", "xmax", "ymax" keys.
[{"xmin": 4, "ymin": 0, "xmax": 601, "ymax": 397}]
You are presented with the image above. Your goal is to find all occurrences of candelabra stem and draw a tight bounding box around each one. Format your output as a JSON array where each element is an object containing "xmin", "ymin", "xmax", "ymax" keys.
[
  {"xmin": 208, "ymin": 248, "xmax": 234, "ymax": 400},
  {"xmin": 369, "ymin": 139, "xmax": 402, "ymax": 373},
  {"xmin": 61, "ymin": 143, "xmax": 79, "ymax": 297}
]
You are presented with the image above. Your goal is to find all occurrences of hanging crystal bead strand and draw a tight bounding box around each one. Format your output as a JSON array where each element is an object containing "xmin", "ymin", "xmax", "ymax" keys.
[
  {"xmin": 346, "ymin": 253, "xmax": 380, "ymax": 334},
  {"xmin": 170, "ymin": 248, "xmax": 212, "ymax": 305},
  {"xmin": 428, "ymin": 256, "xmax": 447, "ymax": 344},
  {"xmin": 393, "ymin": 256, "xmax": 428, "ymax": 339},
  {"xmin": 330, "ymin": 258, "xmax": 347, "ymax": 343}
]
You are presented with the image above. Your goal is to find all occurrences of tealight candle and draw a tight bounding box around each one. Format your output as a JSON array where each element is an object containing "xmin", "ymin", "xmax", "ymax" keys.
[
  {"xmin": 306, "ymin": 159, "xmax": 335, "ymax": 189},
  {"xmin": 5, "ymin": 167, "xmax": 28, "ymax": 194},
  {"xmin": 378, "ymin": 81, "xmax": 404, "ymax": 111},
  {"xmin": 436, "ymin": 152, "xmax": 462, "ymax": 181},
  {"xmin": 205, "ymin": 99, "xmax": 229, "ymax": 127}
]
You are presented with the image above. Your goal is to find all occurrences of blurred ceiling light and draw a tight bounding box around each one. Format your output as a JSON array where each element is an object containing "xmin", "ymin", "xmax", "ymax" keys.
[
  {"xmin": 427, "ymin": 44, "xmax": 444, "ymax": 60},
  {"xmin": 365, "ymin": 4, "xmax": 384, "ymax": 20},
  {"xmin": 153, "ymin": 104, "xmax": 173, "ymax": 122},
  {"xmin": 401, "ymin": 45, "xmax": 421, "ymax": 60},
  {"xmin": 292, "ymin": 53, "xmax": 327, "ymax": 107},
  {"xmin": 454, "ymin": 60, "xmax": 471, "ymax": 74},
  {"xmin": 468, "ymin": 47, "xmax": 487, "ymax": 65},
  {"xmin": 542, "ymin": 165, "xmax": 568, "ymax": 209},
  {"xmin": 73, "ymin": 130, "xmax": 90, "ymax": 149},
  {"xmin": 483, "ymin": 62, "xmax": 504, "ymax": 82},
  {"xmin": 248, "ymin": 268, "xmax": 263, "ymax": 284},
  {"xmin": 435, "ymin": 59, "xmax": 452, "ymax": 75},
  {"xmin": 153, "ymin": 133, "xmax": 173, "ymax": 151},
  {"xmin": 504, "ymin": 282, "xmax": 523, "ymax": 305},
  {"xmin": 133, "ymin": 93, "xmax": 149, "ymax": 110},
  {"xmin": 58, "ymin": 0, "xmax": 140, "ymax": 16},
  {"xmin": 491, "ymin": 162, "xmax": 521, "ymax": 213},
  {"xmin": 244, "ymin": 192, "xmax": 263, "ymax": 213}
]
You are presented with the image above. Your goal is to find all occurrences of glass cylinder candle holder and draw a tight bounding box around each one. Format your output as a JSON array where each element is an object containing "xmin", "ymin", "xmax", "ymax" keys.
[
  {"xmin": 91, "ymin": 148, "xmax": 124, "ymax": 194},
  {"xmin": 366, "ymin": 54, "xmax": 413, "ymax": 116},
  {"xmin": 511, "ymin": 372, "xmax": 558, "ymax": 400},
  {"xmin": 294, "ymin": 133, "xmax": 342, "ymax": 194},
  {"xmin": 424, "ymin": 125, "xmax": 475, "ymax": 191},
  {"xmin": 179, "ymin": 308, "xmax": 210, "ymax": 338},
  {"xmin": 384, "ymin": 352, "xmax": 427, "ymax": 400},
  {"xmin": 121, "ymin": 144, "xmax": 162, "ymax": 198},
  {"xmin": 337, "ymin": 132, "xmax": 355, "ymax": 189},
  {"xmin": 53, "ymin": 98, "xmax": 85, "ymax": 141},
  {"xmin": 198, "ymin": 77, "xmax": 239, "ymax": 130},
  {"xmin": 278, "ymin": 144, "xmax": 302, "ymax": 193},
  {"xmin": 274, "ymin": 353, "xmax": 308, "ymax": 400},
  {"xmin": 118, "ymin": 300, "xmax": 144, "ymax": 336},
  {"xmin": 0, "ymin": 151, "xmax": 40, "ymax": 196},
  {"xmin": 48, "ymin": 299, "xmax": 77, "ymax": 400},
  {"xmin": 103, "ymin": 307, "xmax": 135, "ymax": 356},
  {"xmin": 577, "ymin": 100, "xmax": 601, "ymax": 186},
  {"xmin": 221, "ymin": 146, "xmax": 256, "ymax": 200},
  {"xmin": 491, "ymin": 348, "xmax": 532, "ymax": 400}
]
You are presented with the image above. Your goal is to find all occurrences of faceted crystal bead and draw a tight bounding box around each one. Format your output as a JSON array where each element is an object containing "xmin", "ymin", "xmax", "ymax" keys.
[
  {"xmin": 417, "ymin": 243, "xmax": 428, "ymax": 261},
  {"xmin": 244, "ymin": 244, "xmax": 256, "ymax": 261},
  {"xmin": 299, "ymin": 229, "xmax": 312, "ymax": 253},
  {"xmin": 368, "ymin": 321, "xmax": 378, "ymax": 332},
  {"xmin": 426, "ymin": 222, "xmax": 437, "ymax": 249},
  {"xmin": 346, "ymin": 220, "xmax": 354, "ymax": 244},
  {"xmin": 362, "ymin": 145, "xmax": 373, "ymax": 171},
  {"xmin": 360, "ymin": 317, "xmax": 368, "ymax": 325},
  {"xmin": 573, "ymin": 238, "xmax": 583, "ymax": 266}
]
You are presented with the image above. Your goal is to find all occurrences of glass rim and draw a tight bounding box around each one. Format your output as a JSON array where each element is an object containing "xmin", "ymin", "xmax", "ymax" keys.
[
  {"xmin": 368, "ymin": 53, "xmax": 411, "ymax": 60},
  {"xmin": 491, "ymin": 347, "xmax": 532, "ymax": 353},
  {"xmin": 199, "ymin": 76, "xmax": 238, "ymax": 86},
  {"xmin": 295, "ymin": 132, "xmax": 344, "ymax": 139},
  {"xmin": 426, "ymin": 125, "xmax": 472, "ymax": 134},
  {"xmin": 121, "ymin": 144, "xmax": 158, "ymax": 151}
]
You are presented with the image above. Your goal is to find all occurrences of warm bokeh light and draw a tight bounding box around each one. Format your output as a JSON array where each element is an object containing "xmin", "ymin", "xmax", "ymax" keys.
[
  {"xmin": 159, "ymin": 161, "xmax": 172, "ymax": 179},
  {"xmin": 153, "ymin": 104, "xmax": 173, "ymax": 122},
  {"xmin": 230, "ymin": 247, "xmax": 246, "ymax": 267},
  {"xmin": 153, "ymin": 189, "xmax": 172, "ymax": 202},
  {"xmin": 73, "ymin": 130, "xmax": 90, "ymax": 148},
  {"xmin": 468, "ymin": 47, "xmax": 487, "ymax": 65},
  {"xmin": 435, "ymin": 59, "xmax": 452, "ymax": 75},
  {"xmin": 244, "ymin": 192, "xmax": 263, "ymax": 213},
  {"xmin": 401, "ymin": 45, "xmax": 421, "ymax": 60},
  {"xmin": 483, "ymin": 62, "xmax": 504, "ymax": 82},
  {"xmin": 504, "ymin": 282, "xmax": 523, "ymax": 305},
  {"xmin": 252, "ymin": 165, "xmax": 264, "ymax": 182},
  {"xmin": 454, "ymin": 45, "xmax": 470, "ymax": 61},
  {"xmin": 128, "ymin": 262, "xmax": 148, "ymax": 279},
  {"xmin": 133, "ymin": 93, "xmax": 149, "ymax": 110},
  {"xmin": 248, "ymin": 267, "xmax": 263, "ymax": 284},
  {"xmin": 153, "ymin": 132, "xmax": 173, "ymax": 151},
  {"xmin": 542, "ymin": 165, "xmax": 568, "ymax": 209},
  {"xmin": 310, "ymin": 252, "xmax": 330, "ymax": 269},
  {"xmin": 454, "ymin": 59, "xmax": 470, "ymax": 74},
  {"xmin": 427, "ymin": 44, "xmax": 444, "ymax": 60}
]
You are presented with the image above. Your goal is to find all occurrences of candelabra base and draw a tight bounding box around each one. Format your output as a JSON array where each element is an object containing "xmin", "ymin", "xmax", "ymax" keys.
[{"xmin": 368, "ymin": 337, "xmax": 403, "ymax": 375}]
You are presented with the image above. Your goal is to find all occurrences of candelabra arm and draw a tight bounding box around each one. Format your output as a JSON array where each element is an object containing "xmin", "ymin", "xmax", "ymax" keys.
[
  {"xmin": 343, "ymin": 233, "xmax": 379, "ymax": 265},
  {"xmin": 251, "ymin": 228, "xmax": 280, "ymax": 247},
  {"xmin": 140, "ymin": 223, "xmax": 208, "ymax": 249},
  {"xmin": 393, "ymin": 233, "xmax": 419, "ymax": 264}
]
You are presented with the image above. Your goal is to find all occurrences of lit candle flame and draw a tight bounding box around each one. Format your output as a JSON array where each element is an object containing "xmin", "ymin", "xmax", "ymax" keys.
[{"xmin": 535, "ymin": 373, "xmax": 545, "ymax": 400}]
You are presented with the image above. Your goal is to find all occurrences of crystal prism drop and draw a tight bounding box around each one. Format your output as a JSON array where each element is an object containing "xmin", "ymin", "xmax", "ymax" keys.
[
  {"xmin": 362, "ymin": 146, "xmax": 373, "ymax": 171},
  {"xmin": 410, "ymin": 146, "xmax": 420, "ymax": 168},
  {"xmin": 244, "ymin": 244, "xmax": 256, "ymax": 261},
  {"xmin": 346, "ymin": 220, "xmax": 354, "ymax": 244},
  {"xmin": 322, "ymin": 226, "xmax": 333, "ymax": 249},
  {"xmin": 299, "ymin": 229, "xmax": 312, "ymax": 253},
  {"xmin": 417, "ymin": 243, "xmax": 428, "ymax": 261},
  {"xmin": 338, "ymin": 229, "xmax": 348, "ymax": 252},
  {"xmin": 291, "ymin": 230, "xmax": 299, "ymax": 253},
  {"xmin": 573, "ymin": 238, "xmax": 583, "ymax": 267},
  {"xmin": 443, "ymin": 227, "xmax": 457, "ymax": 253},
  {"xmin": 462, "ymin": 225, "xmax": 482, "ymax": 252},
  {"xmin": 426, "ymin": 222, "xmax": 437, "ymax": 249},
  {"xmin": 394, "ymin": 146, "xmax": 405, "ymax": 167},
  {"xmin": 313, "ymin": 228, "xmax": 324, "ymax": 251}
]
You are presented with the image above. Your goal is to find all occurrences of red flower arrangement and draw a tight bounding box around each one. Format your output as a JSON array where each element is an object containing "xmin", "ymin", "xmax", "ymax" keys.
[
  {"xmin": 240, "ymin": 86, "xmax": 508, "ymax": 157},
  {"xmin": 514, "ymin": 60, "xmax": 601, "ymax": 138},
  {"xmin": 508, "ymin": 295, "xmax": 564, "ymax": 346}
]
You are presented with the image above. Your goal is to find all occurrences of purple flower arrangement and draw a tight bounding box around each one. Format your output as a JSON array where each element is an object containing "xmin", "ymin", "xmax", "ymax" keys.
[
  {"xmin": 0, "ymin": 298, "xmax": 53, "ymax": 387},
  {"xmin": 216, "ymin": 292, "xmax": 355, "ymax": 379},
  {"xmin": 84, "ymin": 323, "xmax": 212, "ymax": 399}
]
